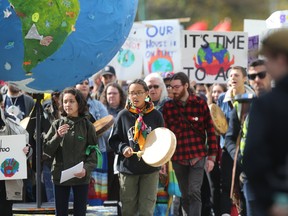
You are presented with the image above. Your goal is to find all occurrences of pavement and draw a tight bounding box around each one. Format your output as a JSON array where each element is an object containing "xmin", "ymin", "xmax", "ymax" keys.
[{"xmin": 13, "ymin": 202, "xmax": 118, "ymax": 216}]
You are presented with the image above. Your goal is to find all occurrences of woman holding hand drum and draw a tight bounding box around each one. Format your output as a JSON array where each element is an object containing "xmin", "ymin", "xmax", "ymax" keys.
[{"xmin": 109, "ymin": 79, "xmax": 164, "ymax": 216}]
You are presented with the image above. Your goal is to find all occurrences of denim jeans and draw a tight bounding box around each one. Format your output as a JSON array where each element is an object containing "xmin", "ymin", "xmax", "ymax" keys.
[
  {"xmin": 242, "ymin": 175, "xmax": 255, "ymax": 216},
  {"xmin": 43, "ymin": 163, "xmax": 55, "ymax": 202},
  {"xmin": 172, "ymin": 158, "xmax": 205, "ymax": 216}
]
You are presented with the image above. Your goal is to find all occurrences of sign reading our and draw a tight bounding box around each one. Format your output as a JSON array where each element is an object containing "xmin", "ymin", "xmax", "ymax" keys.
[
  {"xmin": 181, "ymin": 30, "xmax": 248, "ymax": 84},
  {"xmin": 0, "ymin": 134, "xmax": 27, "ymax": 180},
  {"xmin": 142, "ymin": 19, "xmax": 181, "ymax": 76}
]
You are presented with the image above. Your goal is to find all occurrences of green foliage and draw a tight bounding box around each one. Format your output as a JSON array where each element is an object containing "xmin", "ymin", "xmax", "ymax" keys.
[{"xmin": 137, "ymin": 0, "xmax": 288, "ymax": 31}]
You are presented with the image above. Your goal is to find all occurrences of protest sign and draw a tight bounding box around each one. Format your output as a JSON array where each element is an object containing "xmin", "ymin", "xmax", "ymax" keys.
[
  {"xmin": 244, "ymin": 19, "xmax": 266, "ymax": 37},
  {"xmin": 0, "ymin": 134, "xmax": 27, "ymax": 180},
  {"xmin": 109, "ymin": 23, "xmax": 145, "ymax": 80},
  {"xmin": 248, "ymin": 35, "xmax": 259, "ymax": 66},
  {"xmin": 181, "ymin": 30, "xmax": 248, "ymax": 84},
  {"xmin": 142, "ymin": 19, "xmax": 182, "ymax": 76},
  {"xmin": 266, "ymin": 10, "xmax": 288, "ymax": 29}
]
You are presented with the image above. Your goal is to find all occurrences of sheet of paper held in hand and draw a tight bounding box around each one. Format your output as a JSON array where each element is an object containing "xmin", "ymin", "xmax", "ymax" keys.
[{"xmin": 60, "ymin": 161, "xmax": 83, "ymax": 183}]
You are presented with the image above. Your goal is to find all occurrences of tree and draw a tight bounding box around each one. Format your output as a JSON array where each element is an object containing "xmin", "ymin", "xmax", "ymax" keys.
[{"xmin": 136, "ymin": 0, "xmax": 288, "ymax": 31}]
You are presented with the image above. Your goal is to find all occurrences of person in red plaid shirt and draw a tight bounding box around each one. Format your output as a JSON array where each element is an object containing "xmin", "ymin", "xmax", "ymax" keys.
[{"xmin": 162, "ymin": 72, "xmax": 218, "ymax": 216}]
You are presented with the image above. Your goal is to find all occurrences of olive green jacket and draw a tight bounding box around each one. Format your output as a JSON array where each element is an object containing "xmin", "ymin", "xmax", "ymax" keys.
[{"xmin": 43, "ymin": 116, "xmax": 98, "ymax": 185}]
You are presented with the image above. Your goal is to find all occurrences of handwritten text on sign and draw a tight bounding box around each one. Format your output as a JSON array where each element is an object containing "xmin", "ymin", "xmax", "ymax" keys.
[
  {"xmin": 143, "ymin": 20, "xmax": 181, "ymax": 75},
  {"xmin": 0, "ymin": 134, "xmax": 27, "ymax": 180},
  {"xmin": 181, "ymin": 30, "xmax": 248, "ymax": 84}
]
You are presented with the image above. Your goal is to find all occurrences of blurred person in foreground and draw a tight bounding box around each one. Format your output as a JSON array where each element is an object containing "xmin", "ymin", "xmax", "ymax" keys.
[{"xmin": 243, "ymin": 29, "xmax": 288, "ymax": 216}]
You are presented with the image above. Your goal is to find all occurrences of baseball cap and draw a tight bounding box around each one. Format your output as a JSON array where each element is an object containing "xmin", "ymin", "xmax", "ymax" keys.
[
  {"xmin": 163, "ymin": 72, "xmax": 175, "ymax": 81},
  {"xmin": 259, "ymin": 29, "xmax": 288, "ymax": 56},
  {"xmin": 101, "ymin": 65, "xmax": 116, "ymax": 76}
]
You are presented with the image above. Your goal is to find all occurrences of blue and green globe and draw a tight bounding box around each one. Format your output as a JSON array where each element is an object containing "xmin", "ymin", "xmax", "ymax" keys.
[{"xmin": 0, "ymin": 0, "xmax": 138, "ymax": 92}]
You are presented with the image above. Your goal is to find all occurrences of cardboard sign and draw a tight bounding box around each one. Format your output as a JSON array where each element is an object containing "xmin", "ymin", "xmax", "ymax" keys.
[
  {"xmin": 181, "ymin": 30, "xmax": 248, "ymax": 84},
  {"xmin": 266, "ymin": 10, "xmax": 288, "ymax": 29},
  {"xmin": 0, "ymin": 134, "xmax": 27, "ymax": 180},
  {"xmin": 142, "ymin": 19, "xmax": 182, "ymax": 76},
  {"xmin": 248, "ymin": 35, "xmax": 259, "ymax": 66},
  {"xmin": 109, "ymin": 23, "xmax": 145, "ymax": 81}
]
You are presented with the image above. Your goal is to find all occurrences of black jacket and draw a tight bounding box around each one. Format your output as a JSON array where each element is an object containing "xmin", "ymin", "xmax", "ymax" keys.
[
  {"xmin": 109, "ymin": 108, "xmax": 164, "ymax": 175},
  {"xmin": 243, "ymin": 74, "xmax": 288, "ymax": 211},
  {"xmin": 225, "ymin": 107, "xmax": 242, "ymax": 166}
]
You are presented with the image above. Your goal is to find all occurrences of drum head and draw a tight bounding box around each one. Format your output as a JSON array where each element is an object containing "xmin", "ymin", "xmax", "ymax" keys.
[
  {"xmin": 209, "ymin": 103, "xmax": 228, "ymax": 135},
  {"xmin": 142, "ymin": 127, "xmax": 177, "ymax": 167},
  {"xmin": 93, "ymin": 115, "xmax": 114, "ymax": 136}
]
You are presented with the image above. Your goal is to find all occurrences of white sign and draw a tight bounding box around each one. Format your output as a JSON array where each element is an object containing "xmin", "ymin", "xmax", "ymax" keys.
[
  {"xmin": 0, "ymin": 134, "xmax": 27, "ymax": 180},
  {"xmin": 142, "ymin": 19, "xmax": 182, "ymax": 76},
  {"xmin": 244, "ymin": 19, "xmax": 266, "ymax": 37},
  {"xmin": 181, "ymin": 30, "xmax": 248, "ymax": 84},
  {"xmin": 109, "ymin": 23, "xmax": 145, "ymax": 80},
  {"xmin": 266, "ymin": 10, "xmax": 288, "ymax": 29}
]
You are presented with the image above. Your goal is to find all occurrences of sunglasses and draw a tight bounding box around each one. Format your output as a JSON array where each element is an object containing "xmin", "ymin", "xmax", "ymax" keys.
[
  {"xmin": 148, "ymin": 85, "xmax": 159, "ymax": 89},
  {"xmin": 248, "ymin": 71, "xmax": 267, "ymax": 80},
  {"xmin": 79, "ymin": 81, "xmax": 89, "ymax": 85}
]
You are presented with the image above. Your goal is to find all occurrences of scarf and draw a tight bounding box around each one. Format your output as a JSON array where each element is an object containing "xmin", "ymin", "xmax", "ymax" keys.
[{"xmin": 126, "ymin": 100, "xmax": 154, "ymax": 150}]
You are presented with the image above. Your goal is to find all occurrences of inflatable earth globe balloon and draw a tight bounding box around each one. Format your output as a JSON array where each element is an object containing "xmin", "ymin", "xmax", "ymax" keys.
[{"xmin": 0, "ymin": 0, "xmax": 138, "ymax": 92}]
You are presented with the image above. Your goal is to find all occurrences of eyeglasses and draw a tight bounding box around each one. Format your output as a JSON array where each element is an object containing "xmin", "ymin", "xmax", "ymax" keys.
[
  {"xmin": 248, "ymin": 71, "xmax": 267, "ymax": 80},
  {"xmin": 103, "ymin": 74, "xmax": 113, "ymax": 79},
  {"xmin": 148, "ymin": 85, "xmax": 159, "ymax": 90},
  {"xmin": 165, "ymin": 84, "xmax": 171, "ymax": 88},
  {"xmin": 128, "ymin": 91, "xmax": 146, "ymax": 97},
  {"xmin": 169, "ymin": 85, "xmax": 183, "ymax": 90}
]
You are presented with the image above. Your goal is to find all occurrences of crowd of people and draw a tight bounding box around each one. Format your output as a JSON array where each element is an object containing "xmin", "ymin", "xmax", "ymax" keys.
[{"xmin": 1, "ymin": 29, "xmax": 288, "ymax": 216}]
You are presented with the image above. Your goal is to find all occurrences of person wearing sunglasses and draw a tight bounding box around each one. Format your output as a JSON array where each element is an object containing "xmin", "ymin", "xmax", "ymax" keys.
[
  {"xmin": 248, "ymin": 60, "xmax": 272, "ymax": 96},
  {"xmin": 224, "ymin": 59, "xmax": 272, "ymax": 216},
  {"xmin": 144, "ymin": 73, "xmax": 170, "ymax": 113},
  {"xmin": 243, "ymin": 29, "xmax": 288, "ymax": 216}
]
